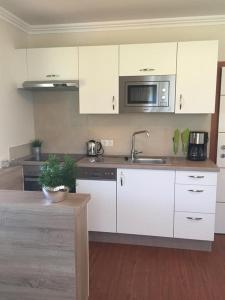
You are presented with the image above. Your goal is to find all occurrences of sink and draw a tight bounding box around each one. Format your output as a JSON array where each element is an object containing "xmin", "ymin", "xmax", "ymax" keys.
[{"xmin": 126, "ymin": 157, "xmax": 168, "ymax": 164}]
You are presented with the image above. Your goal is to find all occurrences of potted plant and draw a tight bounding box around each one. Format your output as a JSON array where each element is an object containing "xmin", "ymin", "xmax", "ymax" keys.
[
  {"xmin": 39, "ymin": 155, "xmax": 76, "ymax": 203},
  {"xmin": 31, "ymin": 139, "xmax": 43, "ymax": 160}
]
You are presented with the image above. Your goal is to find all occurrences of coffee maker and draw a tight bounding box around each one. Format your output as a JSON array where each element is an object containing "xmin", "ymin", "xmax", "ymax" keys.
[{"xmin": 187, "ymin": 131, "xmax": 208, "ymax": 161}]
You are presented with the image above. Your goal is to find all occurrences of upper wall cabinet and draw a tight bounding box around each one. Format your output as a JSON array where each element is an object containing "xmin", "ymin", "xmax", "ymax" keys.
[
  {"xmin": 27, "ymin": 47, "xmax": 78, "ymax": 81},
  {"xmin": 15, "ymin": 49, "xmax": 27, "ymax": 88},
  {"xmin": 79, "ymin": 45, "xmax": 119, "ymax": 114},
  {"xmin": 119, "ymin": 43, "xmax": 177, "ymax": 76},
  {"xmin": 175, "ymin": 41, "xmax": 218, "ymax": 114}
]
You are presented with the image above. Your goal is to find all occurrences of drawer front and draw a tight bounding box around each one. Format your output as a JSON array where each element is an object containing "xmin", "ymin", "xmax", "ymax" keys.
[
  {"xmin": 176, "ymin": 171, "xmax": 217, "ymax": 186},
  {"xmin": 175, "ymin": 184, "xmax": 217, "ymax": 213},
  {"xmin": 174, "ymin": 212, "xmax": 215, "ymax": 241}
]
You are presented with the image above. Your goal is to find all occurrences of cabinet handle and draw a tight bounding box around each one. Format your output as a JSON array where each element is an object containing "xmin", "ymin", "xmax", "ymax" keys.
[
  {"xmin": 188, "ymin": 175, "xmax": 204, "ymax": 179},
  {"xmin": 188, "ymin": 189, "xmax": 204, "ymax": 193},
  {"xmin": 186, "ymin": 217, "xmax": 203, "ymax": 221},
  {"xmin": 139, "ymin": 68, "xmax": 155, "ymax": 72},
  {"xmin": 179, "ymin": 94, "xmax": 183, "ymax": 110},
  {"xmin": 221, "ymin": 145, "xmax": 225, "ymax": 150},
  {"xmin": 221, "ymin": 154, "xmax": 225, "ymax": 158},
  {"xmin": 46, "ymin": 74, "xmax": 60, "ymax": 78},
  {"xmin": 112, "ymin": 96, "xmax": 115, "ymax": 111},
  {"xmin": 120, "ymin": 172, "xmax": 124, "ymax": 186}
]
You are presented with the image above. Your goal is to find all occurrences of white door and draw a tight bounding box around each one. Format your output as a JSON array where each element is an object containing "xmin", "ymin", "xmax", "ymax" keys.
[
  {"xmin": 117, "ymin": 169, "xmax": 175, "ymax": 237},
  {"xmin": 119, "ymin": 43, "xmax": 177, "ymax": 76},
  {"xmin": 76, "ymin": 179, "xmax": 116, "ymax": 232},
  {"xmin": 218, "ymin": 96, "xmax": 225, "ymax": 132},
  {"xmin": 27, "ymin": 47, "xmax": 78, "ymax": 81},
  {"xmin": 221, "ymin": 68, "xmax": 225, "ymax": 96},
  {"xmin": 79, "ymin": 45, "xmax": 119, "ymax": 114},
  {"xmin": 175, "ymin": 40, "xmax": 218, "ymax": 114},
  {"xmin": 217, "ymin": 133, "xmax": 225, "ymax": 167}
]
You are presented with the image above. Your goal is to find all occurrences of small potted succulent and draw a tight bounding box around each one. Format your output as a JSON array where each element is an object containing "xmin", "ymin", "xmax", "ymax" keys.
[
  {"xmin": 31, "ymin": 139, "xmax": 43, "ymax": 160},
  {"xmin": 39, "ymin": 155, "xmax": 76, "ymax": 203}
]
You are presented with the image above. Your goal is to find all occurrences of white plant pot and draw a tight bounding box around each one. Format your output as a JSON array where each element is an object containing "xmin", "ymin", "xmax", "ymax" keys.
[{"xmin": 42, "ymin": 186, "xmax": 69, "ymax": 204}]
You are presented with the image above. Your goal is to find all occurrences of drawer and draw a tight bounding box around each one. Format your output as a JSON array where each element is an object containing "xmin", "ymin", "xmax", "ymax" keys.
[
  {"xmin": 175, "ymin": 184, "xmax": 217, "ymax": 213},
  {"xmin": 176, "ymin": 171, "xmax": 217, "ymax": 186},
  {"xmin": 174, "ymin": 212, "xmax": 215, "ymax": 241}
]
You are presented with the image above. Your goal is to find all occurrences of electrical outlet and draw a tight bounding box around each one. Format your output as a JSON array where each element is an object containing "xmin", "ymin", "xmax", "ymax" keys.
[{"xmin": 101, "ymin": 139, "xmax": 114, "ymax": 147}]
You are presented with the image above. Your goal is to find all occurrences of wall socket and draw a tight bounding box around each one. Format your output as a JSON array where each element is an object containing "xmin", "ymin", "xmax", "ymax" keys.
[{"xmin": 101, "ymin": 139, "xmax": 114, "ymax": 147}]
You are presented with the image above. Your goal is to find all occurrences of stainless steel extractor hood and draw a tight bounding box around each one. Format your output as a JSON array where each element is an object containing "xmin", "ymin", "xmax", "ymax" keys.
[{"xmin": 22, "ymin": 80, "xmax": 79, "ymax": 91}]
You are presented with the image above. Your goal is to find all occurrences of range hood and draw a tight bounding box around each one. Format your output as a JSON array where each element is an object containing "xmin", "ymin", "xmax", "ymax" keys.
[{"xmin": 22, "ymin": 80, "xmax": 79, "ymax": 91}]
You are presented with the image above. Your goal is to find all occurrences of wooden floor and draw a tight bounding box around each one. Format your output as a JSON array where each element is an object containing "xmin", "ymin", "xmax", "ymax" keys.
[{"xmin": 89, "ymin": 234, "xmax": 225, "ymax": 300}]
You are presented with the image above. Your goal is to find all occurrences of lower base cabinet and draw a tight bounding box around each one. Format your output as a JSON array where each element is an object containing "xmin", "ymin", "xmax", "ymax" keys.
[
  {"xmin": 174, "ymin": 212, "xmax": 215, "ymax": 241},
  {"xmin": 117, "ymin": 169, "xmax": 175, "ymax": 237}
]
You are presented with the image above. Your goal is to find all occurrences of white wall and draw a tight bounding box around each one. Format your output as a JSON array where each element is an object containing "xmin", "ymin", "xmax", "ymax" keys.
[{"xmin": 0, "ymin": 19, "xmax": 35, "ymax": 161}]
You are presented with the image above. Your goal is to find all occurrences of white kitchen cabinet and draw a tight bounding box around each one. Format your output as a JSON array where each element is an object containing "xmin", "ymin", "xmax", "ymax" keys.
[
  {"xmin": 15, "ymin": 49, "xmax": 27, "ymax": 88},
  {"xmin": 27, "ymin": 47, "xmax": 78, "ymax": 81},
  {"xmin": 175, "ymin": 40, "xmax": 218, "ymax": 114},
  {"xmin": 219, "ymin": 96, "xmax": 225, "ymax": 132},
  {"xmin": 175, "ymin": 170, "xmax": 217, "ymax": 241},
  {"xmin": 117, "ymin": 169, "xmax": 175, "ymax": 237},
  {"xmin": 216, "ymin": 168, "xmax": 225, "ymax": 203},
  {"xmin": 221, "ymin": 68, "xmax": 225, "ymax": 96},
  {"xmin": 217, "ymin": 133, "xmax": 225, "ymax": 167},
  {"xmin": 174, "ymin": 212, "xmax": 215, "ymax": 241},
  {"xmin": 76, "ymin": 179, "xmax": 116, "ymax": 232},
  {"xmin": 119, "ymin": 43, "xmax": 177, "ymax": 76},
  {"xmin": 215, "ymin": 203, "xmax": 225, "ymax": 233},
  {"xmin": 79, "ymin": 45, "xmax": 119, "ymax": 114}
]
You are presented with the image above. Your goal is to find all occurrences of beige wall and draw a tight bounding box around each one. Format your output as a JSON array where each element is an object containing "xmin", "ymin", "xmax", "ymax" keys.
[
  {"xmin": 30, "ymin": 24, "xmax": 225, "ymax": 156},
  {"xmin": 0, "ymin": 19, "xmax": 35, "ymax": 161}
]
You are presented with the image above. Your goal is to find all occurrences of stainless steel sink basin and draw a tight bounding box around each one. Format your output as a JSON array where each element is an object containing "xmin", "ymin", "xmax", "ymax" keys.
[{"xmin": 126, "ymin": 157, "xmax": 168, "ymax": 164}]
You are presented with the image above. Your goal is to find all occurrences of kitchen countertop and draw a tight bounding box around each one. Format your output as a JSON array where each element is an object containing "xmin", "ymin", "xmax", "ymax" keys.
[{"xmin": 77, "ymin": 156, "xmax": 219, "ymax": 172}]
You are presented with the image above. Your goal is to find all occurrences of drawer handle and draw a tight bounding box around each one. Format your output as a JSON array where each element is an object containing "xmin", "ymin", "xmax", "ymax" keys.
[
  {"xmin": 139, "ymin": 68, "xmax": 155, "ymax": 72},
  {"xmin": 188, "ymin": 189, "xmax": 204, "ymax": 193},
  {"xmin": 186, "ymin": 217, "xmax": 203, "ymax": 221},
  {"xmin": 188, "ymin": 175, "xmax": 205, "ymax": 179},
  {"xmin": 46, "ymin": 74, "xmax": 60, "ymax": 78}
]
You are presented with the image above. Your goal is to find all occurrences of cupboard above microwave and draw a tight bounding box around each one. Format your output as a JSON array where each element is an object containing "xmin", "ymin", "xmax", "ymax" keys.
[{"xmin": 119, "ymin": 75, "xmax": 176, "ymax": 113}]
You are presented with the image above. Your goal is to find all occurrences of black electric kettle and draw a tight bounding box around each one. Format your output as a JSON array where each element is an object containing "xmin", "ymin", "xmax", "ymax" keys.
[{"xmin": 87, "ymin": 140, "xmax": 104, "ymax": 156}]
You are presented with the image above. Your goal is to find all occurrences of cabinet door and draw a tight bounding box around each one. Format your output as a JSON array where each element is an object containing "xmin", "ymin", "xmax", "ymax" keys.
[
  {"xmin": 117, "ymin": 169, "xmax": 175, "ymax": 237},
  {"xmin": 119, "ymin": 43, "xmax": 177, "ymax": 76},
  {"xmin": 221, "ymin": 68, "xmax": 225, "ymax": 96},
  {"xmin": 175, "ymin": 40, "xmax": 218, "ymax": 114},
  {"xmin": 217, "ymin": 133, "xmax": 225, "ymax": 167},
  {"xmin": 27, "ymin": 47, "xmax": 78, "ymax": 81},
  {"xmin": 79, "ymin": 45, "xmax": 119, "ymax": 114},
  {"xmin": 216, "ymin": 168, "xmax": 225, "ymax": 203},
  {"xmin": 219, "ymin": 96, "xmax": 225, "ymax": 132},
  {"xmin": 76, "ymin": 179, "xmax": 116, "ymax": 232}
]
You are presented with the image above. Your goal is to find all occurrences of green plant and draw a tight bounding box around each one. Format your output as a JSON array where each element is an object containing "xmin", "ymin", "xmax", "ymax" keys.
[
  {"xmin": 39, "ymin": 155, "xmax": 76, "ymax": 191},
  {"xmin": 31, "ymin": 139, "xmax": 42, "ymax": 147}
]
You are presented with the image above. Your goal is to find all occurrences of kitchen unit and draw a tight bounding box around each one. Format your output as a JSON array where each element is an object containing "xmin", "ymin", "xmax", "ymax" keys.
[
  {"xmin": 175, "ymin": 40, "xmax": 218, "ymax": 113},
  {"xmin": 216, "ymin": 67, "xmax": 225, "ymax": 233},
  {"xmin": 79, "ymin": 45, "xmax": 119, "ymax": 114},
  {"xmin": 77, "ymin": 156, "xmax": 218, "ymax": 250},
  {"xmin": 15, "ymin": 40, "xmax": 218, "ymax": 114},
  {"xmin": 15, "ymin": 47, "xmax": 78, "ymax": 88}
]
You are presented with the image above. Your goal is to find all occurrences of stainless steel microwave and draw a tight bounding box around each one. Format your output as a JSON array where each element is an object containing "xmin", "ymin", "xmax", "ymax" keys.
[{"xmin": 119, "ymin": 75, "xmax": 176, "ymax": 113}]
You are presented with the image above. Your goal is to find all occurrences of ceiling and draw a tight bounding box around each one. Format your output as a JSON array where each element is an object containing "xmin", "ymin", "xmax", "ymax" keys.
[{"xmin": 0, "ymin": 0, "xmax": 225, "ymax": 25}]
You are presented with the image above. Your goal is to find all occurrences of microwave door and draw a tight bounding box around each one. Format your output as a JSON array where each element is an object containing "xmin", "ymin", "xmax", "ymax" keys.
[{"xmin": 126, "ymin": 82, "xmax": 159, "ymax": 107}]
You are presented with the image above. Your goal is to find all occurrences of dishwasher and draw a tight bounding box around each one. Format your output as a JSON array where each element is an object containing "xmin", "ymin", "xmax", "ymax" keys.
[{"xmin": 77, "ymin": 167, "xmax": 117, "ymax": 233}]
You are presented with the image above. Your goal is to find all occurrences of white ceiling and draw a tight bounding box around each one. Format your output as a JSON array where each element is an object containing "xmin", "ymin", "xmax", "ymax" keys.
[{"xmin": 0, "ymin": 0, "xmax": 225, "ymax": 25}]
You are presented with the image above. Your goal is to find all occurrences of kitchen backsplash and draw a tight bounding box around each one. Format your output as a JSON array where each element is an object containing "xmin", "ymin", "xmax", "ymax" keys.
[{"xmin": 33, "ymin": 91, "xmax": 211, "ymax": 157}]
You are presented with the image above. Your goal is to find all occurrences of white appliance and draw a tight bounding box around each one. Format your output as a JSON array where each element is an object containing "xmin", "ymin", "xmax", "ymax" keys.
[{"xmin": 215, "ymin": 67, "xmax": 225, "ymax": 233}]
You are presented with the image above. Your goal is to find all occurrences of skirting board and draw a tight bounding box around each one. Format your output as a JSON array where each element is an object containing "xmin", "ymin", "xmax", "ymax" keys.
[{"xmin": 89, "ymin": 232, "xmax": 212, "ymax": 252}]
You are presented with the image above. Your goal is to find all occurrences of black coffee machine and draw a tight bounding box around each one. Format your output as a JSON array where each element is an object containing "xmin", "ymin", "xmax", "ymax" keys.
[{"xmin": 187, "ymin": 131, "xmax": 208, "ymax": 161}]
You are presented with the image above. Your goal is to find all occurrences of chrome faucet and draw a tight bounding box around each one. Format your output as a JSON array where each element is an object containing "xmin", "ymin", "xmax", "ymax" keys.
[{"xmin": 131, "ymin": 130, "xmax": 150, "ymax": 161}]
